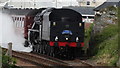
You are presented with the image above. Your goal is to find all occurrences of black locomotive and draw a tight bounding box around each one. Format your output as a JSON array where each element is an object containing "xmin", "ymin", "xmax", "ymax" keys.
[{"xmin": 24, "ymin": 8, "xmax": 85, "ymax": 59}]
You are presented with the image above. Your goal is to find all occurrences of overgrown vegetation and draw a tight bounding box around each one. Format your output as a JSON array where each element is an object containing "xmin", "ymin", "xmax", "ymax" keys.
[
  {"xmin": 89, "ymin": 6, "xmax": 119, "ymax": 66},
  {"xmin": 84, "ymin": 23, "xmax": 94, "ymax": 50},
  {"xmin": 1, "ymin": 48, "xmax": 20, "ymax": 68},
  {"xmin": 91, "ymin": 24, "xmax": 118, "ymax": 66},
  {"xmin": 118, "ymin": 3, "xmax": 120, "ymax": 53},
  {"xmin": 93, "ymin": 24, "xmax": 118, "ymax": 47},
  {"xmin": 116, "ymin": 4, "xmax": 120, "ymax": 67},
  {"xmin": 94, "ymin": 34, "xmax": 118, "ymax": 66}
]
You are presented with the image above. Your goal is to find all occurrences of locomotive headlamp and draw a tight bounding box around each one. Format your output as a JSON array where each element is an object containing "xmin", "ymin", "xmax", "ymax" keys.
[
  {"xmin": 79, "ymin": 23, "xmax": 82, "ymax": 26},
  {"xmin": 53, "ymin": 22, "xmax": 56, "ymax": 26},
  {"xmin": 66, "ymin": 38, "xmax": 69, "ymax": 40},
  {"xmin": 55, "ymin": 36, "xmax": 58, "ymax": 41},
  {"xmin": 76, "ymin": 37, "xmax": 79, "ymax": 42}
]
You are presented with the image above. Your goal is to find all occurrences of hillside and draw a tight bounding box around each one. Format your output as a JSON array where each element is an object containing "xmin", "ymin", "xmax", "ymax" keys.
[{"xmin": 89, "ymin": 6, "xmax": 119, "ymax": 66}]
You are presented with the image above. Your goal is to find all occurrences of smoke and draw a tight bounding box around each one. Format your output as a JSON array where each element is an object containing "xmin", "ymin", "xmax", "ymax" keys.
[{"xmin": 0, "ymin": 11, "xmax": 32, "ymax": 52}]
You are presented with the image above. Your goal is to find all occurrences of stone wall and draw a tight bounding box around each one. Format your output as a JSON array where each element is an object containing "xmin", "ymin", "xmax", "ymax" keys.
[{"xmin": 93, "ymin": 6, "xmax": 117, "ymax": 34}]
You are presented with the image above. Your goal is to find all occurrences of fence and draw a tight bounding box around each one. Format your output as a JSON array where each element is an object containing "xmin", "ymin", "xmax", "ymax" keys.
[{"xmin": 11, "ymin": 15, "xmax": 25, "ymax": 28}]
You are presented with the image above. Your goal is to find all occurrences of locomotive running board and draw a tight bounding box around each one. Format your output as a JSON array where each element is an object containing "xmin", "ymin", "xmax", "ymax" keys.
[{"xmin": 28, "ymin": 29, "xmax": 39, "ymax": 32}]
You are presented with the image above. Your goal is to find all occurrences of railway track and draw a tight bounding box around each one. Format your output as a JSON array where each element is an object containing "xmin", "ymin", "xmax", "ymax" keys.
[{"xmin": 2, "ymin": 48, "xmax": 95, "ymax": 68}]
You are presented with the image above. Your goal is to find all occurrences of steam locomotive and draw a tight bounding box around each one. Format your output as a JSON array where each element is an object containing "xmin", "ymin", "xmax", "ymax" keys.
[{"xmin": 24, "ymin": 8, "xmax": 85, "ymax": 59}]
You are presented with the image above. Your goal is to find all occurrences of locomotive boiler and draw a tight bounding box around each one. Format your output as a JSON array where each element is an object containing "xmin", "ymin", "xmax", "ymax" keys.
[{"xmin": 24, "ymin": 8, "xmax": 85, "ymax": 59}]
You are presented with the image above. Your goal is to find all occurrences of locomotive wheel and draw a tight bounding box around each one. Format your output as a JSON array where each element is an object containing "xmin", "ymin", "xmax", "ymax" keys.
[
  {"xmin": 32, "ymin": 44, "xmax": 38, "ymax": 53},
  {"xmin": 57, "ymin": 47, "xmax": 75, "ymax": 60},
  {"xmin": 43, "ymin": 44, "xmax": 46, "ymax": 54},
  {"xmin": 46, "ymin": 45, "xmax": 51, "ymax": 56},
  {"xmin": 39, "ymin": 44, "xmax": 43, "ymax": 54},
  {"xmin": 43, "ymin": 42, "xmax": 51, "ymax": 56},
  {"xmin": 34, "ymin": 45, "xmax": 37, "ymax": 52},
  {"xmin": 50, "ymin": 47, "xmax": 54, "ymax": 57},
  {"xmin": 67, "ymin": 47, "xmax": 74, "ymax": 60},
  {"xmin": 36, "ymin": 44, "xmax": 40, "ymax": 53},
  {"xmin": 32, "ymin": 45, "xmax": 35, "ymax": 52},
  {"xmin": 43, "ymin": 42, "xmax": 46, "ymax": 55},
  {"xmin": 54, "ymin": 47, "xmax": 60, "ymax": 58}
]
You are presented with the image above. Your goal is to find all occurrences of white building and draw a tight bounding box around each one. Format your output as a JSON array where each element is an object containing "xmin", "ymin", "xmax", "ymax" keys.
[
  {"xmin": 0, "ymin": 0, "xmax": 107, "ymax": 9},
  {"xmin": 3, "ymin": 0, "xmax": 79, "ymax": 8},
  {"xmin": 77, "ymin": 0, "xmax": 107, "ymax": 7}
]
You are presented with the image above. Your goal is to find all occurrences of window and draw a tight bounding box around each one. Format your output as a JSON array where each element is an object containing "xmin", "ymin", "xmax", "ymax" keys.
[
  {"xmin": 82, "ymin": 16, "xmax": 87, "ymax": 18},
  {"xmin": 88, "ymin": 16, "xmax": 94, "ymax": 19},
  {"xmin": 92, "ymin": 0, "xmax": 96, "ymax": 3},
  {"xmin": 87, "ymin": 1, "xmax": 90, "ymax": 5}
]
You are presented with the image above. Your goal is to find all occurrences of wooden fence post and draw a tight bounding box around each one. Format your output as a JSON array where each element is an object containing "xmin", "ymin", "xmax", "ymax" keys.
[{"xmin": 8, "ymin": 42, "xmax": 12, "ymax": 57}]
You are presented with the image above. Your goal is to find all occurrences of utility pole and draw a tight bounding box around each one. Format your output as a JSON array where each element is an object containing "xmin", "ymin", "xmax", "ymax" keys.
[{"xmin": 6, "ymin": 42, "xmax": 12, "ymax": 57}]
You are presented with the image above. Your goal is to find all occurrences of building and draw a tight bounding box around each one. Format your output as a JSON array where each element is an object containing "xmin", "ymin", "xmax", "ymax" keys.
[
  {"xmin": 1, "ymin": 0, "xmax": 79, "ymax": 9},
  {"xmin": 77, "ymin": 0, "xmax": 107, "ymax": 7},
  {"xmin": 0, "ymin": 0, "xmax": 108, "ymax": 9},
  {"xmin": 0, "ymin": 0, "xmax": 96, "ymax": 29},
  {"xmin": 94, "ymin": 0, "xmax": 120, "ymax": 11}
]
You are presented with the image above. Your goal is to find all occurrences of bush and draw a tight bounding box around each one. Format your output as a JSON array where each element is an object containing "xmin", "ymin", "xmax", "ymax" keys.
[
  {"xmin": 91, "ymin": 24, "xmax": 118, "ymax": 66},
  {"xmin": 93, "ymin": 24, "xmax": 118, "ymax": 46},
  {"xmin": 84, "ymin": 23, "xmax": 94, "ymax": 50},
  {"xmin": 2, "ymin": 55, "xmax": 18, "ymax": 68},
  {"xmin": 2, "ymin": 48, "xmax": 20, "ymax": 68}
]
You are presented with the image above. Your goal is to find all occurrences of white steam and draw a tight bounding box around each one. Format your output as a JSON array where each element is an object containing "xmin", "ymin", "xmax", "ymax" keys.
[{"xmin": 0, "ymin": 11, "xmax": 32, "ymax": 52}]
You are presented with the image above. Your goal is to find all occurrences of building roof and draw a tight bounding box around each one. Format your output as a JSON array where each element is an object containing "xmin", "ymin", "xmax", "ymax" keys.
[
  {"xmin": 63, "ymin": 6, "xmax": 95, "ymax": 15},
  {"xmin": 119, "ymin": 1, "xmax": 120, "ymax": 7},
  {"xmin": 94, "ymin": 0, "xmax": 120, "ymax": 11},
  {"xmin": 2, "ymin": 8, "xmax": 34, "ymax": 15},
  {"xmin": 3, "ymin": 6, "xmax": 95, "ymax": 16}
]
